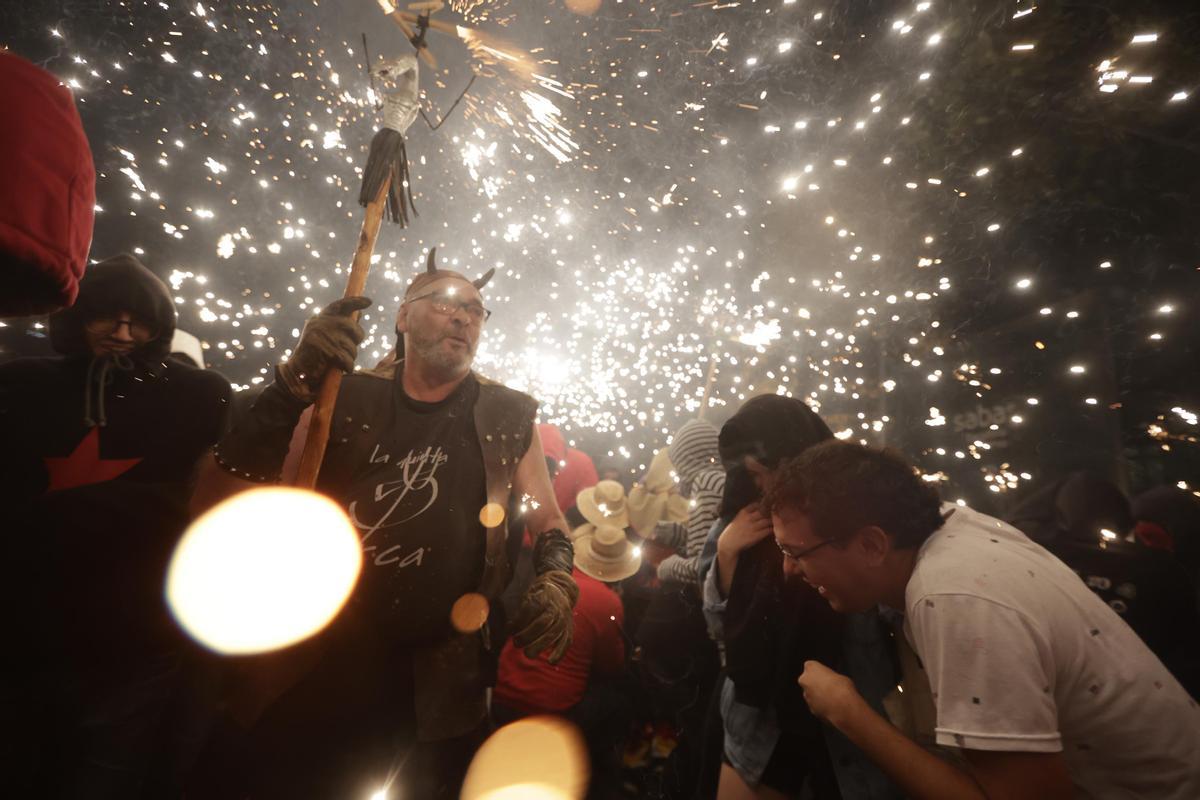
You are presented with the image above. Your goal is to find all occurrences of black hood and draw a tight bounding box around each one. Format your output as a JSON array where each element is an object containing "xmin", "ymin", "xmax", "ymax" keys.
[
  {"xmin": 717, "ymin": 394, "xmax": 834, "ymax": 517},
  {"xmin": 48, "ymin": 254, "xmax": 176, "ymax": 361}
]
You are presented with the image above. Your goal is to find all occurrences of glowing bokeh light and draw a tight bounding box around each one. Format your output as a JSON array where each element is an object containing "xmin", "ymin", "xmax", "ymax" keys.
[
  {"xmin": 479, "ymin": 502, "xmax": 507, "ymax": 528},
  {"xmin": 166, "ymin": 487, "xmax": 361, "ymax": 655},
  {"xmin": 461, "ymin": 717, "xmax": 588, "ymax": 800},
  {"xmin": 451, "ymin": 592, "xmax": 491, "ymax": 634}
]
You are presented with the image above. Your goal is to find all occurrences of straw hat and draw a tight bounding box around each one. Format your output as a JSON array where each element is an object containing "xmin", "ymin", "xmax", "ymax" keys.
[
  {"xmin": 576, "ymin": 480, "xmax": 629, "ymax": 528},
  {"xmin": 570, "ymin": 522, "xmax": 598, "ymax": 541},
  {"xmin": 627, "ymin": 448, "xmax": 690, "ymax": 538},
  {"xmin": 574, "ymin": 524, "xmax": 642, "ymax": 582}
]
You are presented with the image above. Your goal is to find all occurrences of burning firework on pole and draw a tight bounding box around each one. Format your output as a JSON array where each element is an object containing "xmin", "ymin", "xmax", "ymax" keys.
[{"xmin": 293, "ymin": 51, "xmax": 422, "ymax": 488}]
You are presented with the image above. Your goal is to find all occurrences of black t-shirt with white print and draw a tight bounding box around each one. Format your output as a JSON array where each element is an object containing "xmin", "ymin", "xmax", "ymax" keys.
[{"xmin": 320, "ymin": 372, "xmax": 487, "ymax": 645}]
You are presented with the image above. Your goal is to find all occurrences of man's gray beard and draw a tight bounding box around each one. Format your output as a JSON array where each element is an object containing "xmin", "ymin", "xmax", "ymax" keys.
[{"xmin": 408, "ymin": 329, "xmax": 473, "ymax": 378}]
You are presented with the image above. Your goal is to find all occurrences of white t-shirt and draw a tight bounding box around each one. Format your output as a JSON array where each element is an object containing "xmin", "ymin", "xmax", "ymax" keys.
[{"xmin": 904, "ymin": 504, "xmax": 1200, "ymax": 799}]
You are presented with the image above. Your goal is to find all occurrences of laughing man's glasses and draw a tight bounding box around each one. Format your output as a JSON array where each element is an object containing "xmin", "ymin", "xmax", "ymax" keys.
[{"xmin": 776, "ymin": 534, "xmax": 846, "ymax": 561}]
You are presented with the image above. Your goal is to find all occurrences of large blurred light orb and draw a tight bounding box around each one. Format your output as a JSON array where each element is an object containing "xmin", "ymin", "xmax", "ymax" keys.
[
  {"xmin": 564, "ymin": 0, "xmax": 602, "ymax": 16},
  {"xmin": 477, "ymin": 785, "xmax": 571, "ymax": 800},
  {"xmin": 461, "ymin": 716, "xmax": 588, "ymax": 800},
  {"xmin": 166, "ymin": 487, "xmax": 361, "ymax": 655}
]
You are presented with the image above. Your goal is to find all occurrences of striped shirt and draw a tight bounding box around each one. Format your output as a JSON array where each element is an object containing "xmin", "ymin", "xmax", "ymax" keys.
[{"xmin": 656, "ymin": 467, "xmax": 725, "ymax": 586}]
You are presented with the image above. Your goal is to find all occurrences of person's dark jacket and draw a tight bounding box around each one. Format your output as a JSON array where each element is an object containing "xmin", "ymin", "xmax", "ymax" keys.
[
  {"xmin": 1134, "ymin": 486, "xmax": 1200, "ymax": 582},
  {"xmin": 717, "ymin": 396, "xmax": 844, "ymax": 720},
  {"xmin": 1009, "ymin": 473, "xmax": 1200, "ymax": 699},
  {"xmin": 0, "ymin": 255, "xmax": 230, "ymax": 671}
]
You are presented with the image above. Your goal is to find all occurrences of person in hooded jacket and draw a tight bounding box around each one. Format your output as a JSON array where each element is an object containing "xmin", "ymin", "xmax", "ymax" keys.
[
  {"xmin": 696, "ymin": 395, "xmax": 901, "ymax": 800},
  {"xmin": 650, "ymin": 419, "xmax": 726, "ymax": 586},
  {"xmin": 0, "ymin": 253, "xmax": 231, "ymax": 798}
]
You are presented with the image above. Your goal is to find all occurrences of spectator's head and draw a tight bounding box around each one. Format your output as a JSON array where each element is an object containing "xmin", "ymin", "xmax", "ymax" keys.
[
  {"xmin": 538, "ymin": 423, "xmax": 568, "ymax": 471},
  {"xmin": 574, "ymin": 524, "xmax": 642, "ymax": 583},
  {"xmin": 596, "ymin": 461, "xmax": 625, "ymax": 486},
  {"xmin": 667, "ymin": 419, "xmax": 720, "ymax": 491},
  {"xmin": 628, "ymin": 447, "xmax": 690, "ymax": 538},
  {"xmin": 394, "ymin": 249, "xmax": 493, "ymax": 380},
  {"xmin": 1054, "ymin": 472, "xmax": 1133, "ymax": 544},
  {"xmin": 763, "ymin": 441, "xmax": 945, "ymax": 613},
  {"xmin": 0, "ymin": 52, "xmax": 95, "ymax": 316},
  {"xmin": 538, "ymin": 424, "xmax": 564, "ymax": 480},
  {"xmin": 49, "ymin": 254, "xmax": 176, "ymax": 361},
  {"xmin": 1134, "ymin": 486, "xmax": 1200, "ymax": 572},
  {"xmin": 717, "ymin": 394, "xmax": 832, "ymax": 517},
  {"xmin": 577, "ymin": 480, "xmax": 630, "ymax": 529}
]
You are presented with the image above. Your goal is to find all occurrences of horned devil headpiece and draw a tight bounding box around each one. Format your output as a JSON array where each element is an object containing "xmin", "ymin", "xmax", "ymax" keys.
[
  {"xmin": 390, "ymin": 249, "xmax": 496, "ymax": 362},
  {"xmin": 403, "ymin": 247, "xmax": 495, "ymax": 299}
]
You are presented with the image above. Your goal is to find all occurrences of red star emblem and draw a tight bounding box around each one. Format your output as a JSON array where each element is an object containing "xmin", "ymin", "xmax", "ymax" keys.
[{"xmin": 42, "ymin": 427, "xmax": 143, "ymax": 493}]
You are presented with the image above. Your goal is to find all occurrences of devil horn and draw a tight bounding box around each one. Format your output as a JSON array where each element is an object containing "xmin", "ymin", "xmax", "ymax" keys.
[
  {"xmin": 472, "ymin": 268, "xmax": 495, "ymax": 290},
  {"xmin": 426, "ymin": 248, "xmax": 438, "ymax": 273}
]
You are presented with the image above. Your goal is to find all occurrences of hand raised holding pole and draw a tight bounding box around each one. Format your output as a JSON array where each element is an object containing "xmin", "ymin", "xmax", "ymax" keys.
[{"xmin": 293, "ymin": 53, "xmax": 422, "ymax": 489}]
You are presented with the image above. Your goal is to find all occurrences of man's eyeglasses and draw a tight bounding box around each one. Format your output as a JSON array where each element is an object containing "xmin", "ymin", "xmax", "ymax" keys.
[
  {"xmin": 85, "ymin": 315, "xmax": 159, "ymax": 341},
  {"xmin": 776, "ymin": 534, "xmax": 845, "ymax": 562},
  {"xmin": 407, "ymin": 290, "xmax": 492, "ymax": 323}
]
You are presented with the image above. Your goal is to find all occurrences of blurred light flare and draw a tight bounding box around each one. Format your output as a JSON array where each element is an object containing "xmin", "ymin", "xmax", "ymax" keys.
[
  {"xmin": 166, "ymin": 488, "xmax": 361, "ymax": 655},
  {"xmin": 462, "ymin": 717, "xmax": 588, "ymax": 800}
]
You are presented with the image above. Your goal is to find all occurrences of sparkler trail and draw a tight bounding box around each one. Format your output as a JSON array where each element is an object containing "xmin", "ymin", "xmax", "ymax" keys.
[{"xmin": 3, "ymin": 0, "xmax": 1197, "ymax": 506}]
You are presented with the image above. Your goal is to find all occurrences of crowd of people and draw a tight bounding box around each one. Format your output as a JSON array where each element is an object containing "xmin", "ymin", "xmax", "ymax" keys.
[{"xmin": 3, "ymin": 50, "xmax": 1200, "ymax": 800}]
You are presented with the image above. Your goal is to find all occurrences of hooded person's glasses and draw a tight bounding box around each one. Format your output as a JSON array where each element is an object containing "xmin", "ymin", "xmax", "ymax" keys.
[
  {"xmin": 85, "ymin": 315, "xmax": 159, "ymax": 341},
  {"xmin": 406, "ymin": 289, "xmax": 492, "ymax": 323}
]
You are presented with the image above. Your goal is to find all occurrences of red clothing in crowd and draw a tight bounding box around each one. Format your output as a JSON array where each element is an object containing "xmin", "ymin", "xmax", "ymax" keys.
[
  {"xmin": 0, "ymin": 52, "xmax": 95, "ymax": 316},
  {"xmin": 538, "ymin": 423, "xmax": 599, "ymax": 515},
  {"xmin": 495, "ymin": 568, "xmax": 625, "ymax": 714}
]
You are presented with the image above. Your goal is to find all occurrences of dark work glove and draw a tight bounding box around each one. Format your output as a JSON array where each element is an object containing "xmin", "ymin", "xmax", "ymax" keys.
[
  {"xmin": 213, "ymin": 295, "xmax": 369, "ymax": 483},
  {"xmin": 512, "ymin": 569, "xmax": 579, "ymax": 664},
  {"xmin": 512, "ymin": 529, "xmax": 578, "ymax": 662},
  {"xmin": 532, "ymin": 528, "xmax": 574, "ymax": 575},
  {"xmin": 277, "ymin": 296, "xmax": 371, "ymax": 404}
]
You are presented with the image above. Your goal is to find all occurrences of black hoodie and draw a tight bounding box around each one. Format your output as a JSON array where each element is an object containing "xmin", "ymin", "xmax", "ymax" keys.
[
  {"xmin": 0, "ymin": 253, "xmax": 230, "ymax": 502},
  {"xmin": 0, "ymin": 254, "xmax": 231, "ymax": 675}
]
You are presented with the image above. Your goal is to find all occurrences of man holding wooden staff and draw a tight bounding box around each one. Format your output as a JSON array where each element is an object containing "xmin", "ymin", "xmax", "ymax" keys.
[{"xmin": 196, "ymin": 253, "xmax": 577, "ymax": 797}]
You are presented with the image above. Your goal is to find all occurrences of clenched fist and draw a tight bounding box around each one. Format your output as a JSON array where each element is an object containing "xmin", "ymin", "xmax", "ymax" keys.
[{"xmin": 797, "ymin": 660, "xmax": 867, "ymax": 731}]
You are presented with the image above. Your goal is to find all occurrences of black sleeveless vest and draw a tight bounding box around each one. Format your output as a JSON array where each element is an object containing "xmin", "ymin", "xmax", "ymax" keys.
[{"xmin": 321, "ymin": 364, "xmax": 537, "ymax": 740}]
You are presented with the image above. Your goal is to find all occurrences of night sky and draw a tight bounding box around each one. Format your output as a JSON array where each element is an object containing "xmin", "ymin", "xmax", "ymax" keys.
[{"xmin": 4, "ymin": 0, "xmax": 1197, "ymax": 511}]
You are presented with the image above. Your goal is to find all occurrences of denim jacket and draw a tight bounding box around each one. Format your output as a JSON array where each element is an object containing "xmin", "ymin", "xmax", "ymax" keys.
[{"xmin": 698, "ymin": 519, "xmax": 902, "ymax": 798}]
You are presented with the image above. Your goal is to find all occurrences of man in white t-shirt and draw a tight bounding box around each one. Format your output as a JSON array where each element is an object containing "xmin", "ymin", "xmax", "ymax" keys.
[{"xmin": 762, "ymin": 440, "xmax": 1200, "ymax": 800}]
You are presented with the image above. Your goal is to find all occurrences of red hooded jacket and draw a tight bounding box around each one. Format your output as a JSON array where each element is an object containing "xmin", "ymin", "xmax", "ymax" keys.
[
  {"xmin": 0, "ymin": 52, "xmax": 95, "ymax": 316},
  {"xmin": 538, "ymin": 423, "xmax": 598, "ymax": 516}
]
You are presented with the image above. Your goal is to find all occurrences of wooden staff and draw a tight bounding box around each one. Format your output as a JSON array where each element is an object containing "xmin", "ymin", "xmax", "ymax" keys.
[
  {"xmin": 293, "ymin": 180, "xmax": 390, "ymax": 488},
  {"xmin": 293, "ymin": 54, "xmax": 422, "ymax": 488},
  {"xmin": 697, "ymin": 352, "xmax": 720, "ymax": 421}
]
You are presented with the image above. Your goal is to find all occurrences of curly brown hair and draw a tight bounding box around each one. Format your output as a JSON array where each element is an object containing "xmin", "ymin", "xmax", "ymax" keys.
[{"xmin": 762, "ymin": 440, "xmax": 946, "ymax": 549}]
